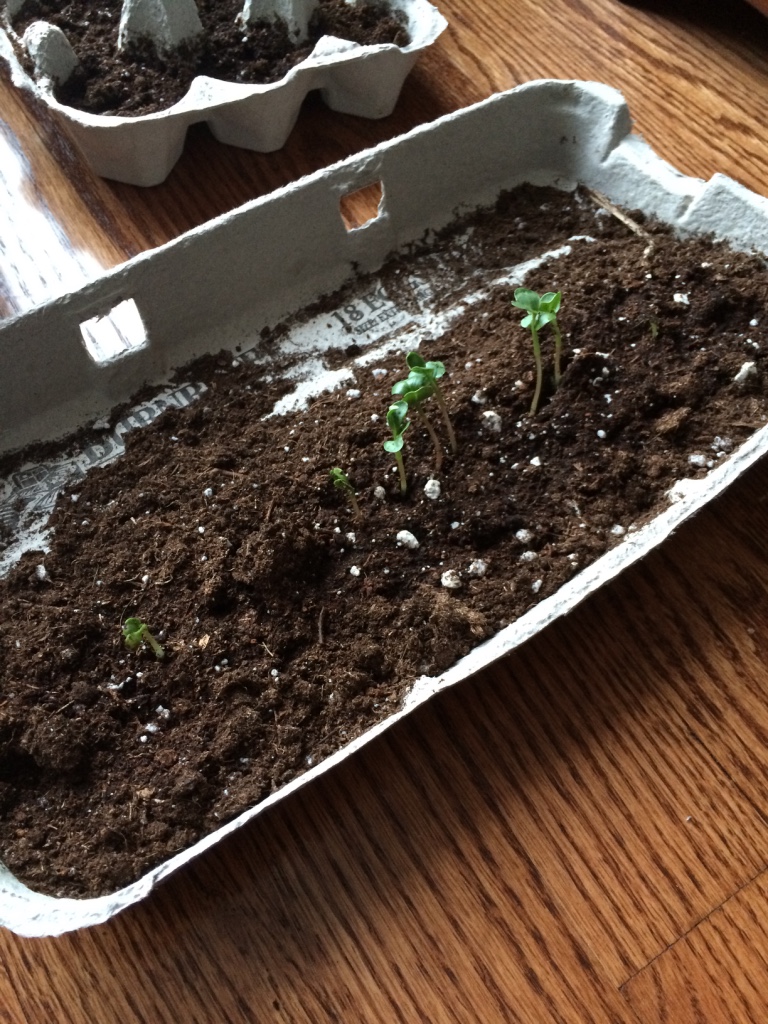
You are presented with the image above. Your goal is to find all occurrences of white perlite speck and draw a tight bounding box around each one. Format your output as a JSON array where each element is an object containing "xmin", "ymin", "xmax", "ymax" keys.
[
  {"xmin": 482, "ymin": 410, "xmax": 502, "ymax": 433},
  {"xmin": 529, "ymin": 456, "xmax": 542, "ymax": 467},
  {"xmin": 472, "ymin": 390, "xmax": 488, "ymax": 405},
  {"xmin": 349, "ymin": 565, "xmax": 361, "ymax": 577},
  {"xmin": 673, "ymin": 292, "xmax": 690, "ymax": 305},
  {"xmin": 734, "ymin": 361, "xmax": 757, "ymax": 384},
  {"xmin": 467, "ymin": 559, "xmax": 488, "ymax": 577},
  {"xmin": 441, "ymin": 569, "xmax": 463, "ymax": 589},
  {"xmin": 610, "ymin": 524, "xmax": 626, "ymax": 537},
  {"xmin": 712, "ymin": 435, "xmax": 734, "ymax": 453},
  {"xmin": 688, "ymin": 453, "xmax": 709, "ymax": 468},
  {"xmin": 424, "ymin": 478, "xmax": 441, "ymax": 500},
  {"xmin": 531, "ymin": 579, "xmax": 543, "ymax": 594},
  {"xmin": 515, "ymin": 529, "xmax": 534, "ymax": 544},
  {"xmin": 396, "ymin": 530, "xmax": 419, "ymax": 549},
  {"xmin": 346, "ymin": 389, "xmax": 361, "ymax": 399},
  {"xmin": 35, "ymin": 564, "xmax": 47, "ymax": 580},
  {"xmin": 519, "ymin": 550, "xmax": 538, "ymax": 562},
  {"xmin": 374, "ymin": 485, "xmax": 386, "ymax": 500}
]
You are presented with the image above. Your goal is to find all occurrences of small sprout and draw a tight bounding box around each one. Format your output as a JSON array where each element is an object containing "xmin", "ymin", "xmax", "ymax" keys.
[
  {"xmin": 122, "ymin": 617, "xmax": 165, "ymax": 659},
  {"xmin": 396, "ymin": 352, "xmax": 458, "ymax": 457},
  {"xmin": 407, "ymin": 352, "xmax": 457, "ymax": 455},
  {"xmin": 383, "ymin": 400, "xmax": 410, "ymax": 494},
  {"xmin": 511, "ymin": 288, "xmax": 564, "ymax": 415},
  {"xmin": 392, "ymin": 370, "xmax": 444, "ymax": 471},
  {"xmin": 330, "ymin": 467, "xmax": 362, "ymax": 519}
]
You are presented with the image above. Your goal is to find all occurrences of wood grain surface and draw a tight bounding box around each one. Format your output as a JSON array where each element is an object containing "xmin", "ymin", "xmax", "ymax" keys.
[{"xmin": 4, "ymin": 0, "xmax": 768, "ymax": 1020}]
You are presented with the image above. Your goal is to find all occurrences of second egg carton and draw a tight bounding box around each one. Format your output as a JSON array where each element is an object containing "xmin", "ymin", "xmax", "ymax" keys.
[{"xmin": 0, "ymin": 0, "xmax": 446, "ymax": 185}]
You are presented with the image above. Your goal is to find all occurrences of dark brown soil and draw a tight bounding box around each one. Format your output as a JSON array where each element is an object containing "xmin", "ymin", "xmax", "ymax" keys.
[
  {"xmin": 10, "ymin": 0, "xmax": 409, "ymax": 116},
  {"xmin": 2, "ymin": 184, "xmax": 768, "ymax": 900}
]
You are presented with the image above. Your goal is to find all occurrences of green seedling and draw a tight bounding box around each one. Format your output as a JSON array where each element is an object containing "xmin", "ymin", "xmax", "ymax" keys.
[
  {"xmin": 511, "ymin": 288, "xmax": 564, "ymax": 415},
  {"xmin": 383, "ymin": 400, "xmax": 410, "ymax": 494},
  {"xmin": 122, "ymin": 617, "xmax": 165, "ymax": 659},
  {"xmin": 403, "ymin": 352, "xmax": 457, "ymax": 455},
  {"xmin": 391, "ymin": 369, "xmax": 445, "ymax": 472},
  {"xmin": 330, "ymin": 467, "xmax": 362, "ymax": 519}
]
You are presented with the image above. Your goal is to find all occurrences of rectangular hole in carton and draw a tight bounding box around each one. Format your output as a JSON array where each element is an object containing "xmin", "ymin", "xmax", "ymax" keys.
[
  {"xmin": 79, "ymin": 299, "xmax": 147, "ymax": 364},
  {"xmin": 339, "ymin": 180, "xmax": 384, "ymax": 231}
]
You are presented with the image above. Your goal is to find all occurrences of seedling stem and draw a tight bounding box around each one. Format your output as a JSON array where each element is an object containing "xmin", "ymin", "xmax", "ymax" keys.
[{"xmin": 414, "ymin": 407, "xmax": 444, "ymax": 473}]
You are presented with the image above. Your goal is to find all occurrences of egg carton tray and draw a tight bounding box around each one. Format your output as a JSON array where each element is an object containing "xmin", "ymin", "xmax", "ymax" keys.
[
  {"xmin": 2, "ymin": 79, "xmax": 768, "ymax": 936},
  {"xmin": 0, "ymin": 0, "xmax": 446, "ymax": 185}
]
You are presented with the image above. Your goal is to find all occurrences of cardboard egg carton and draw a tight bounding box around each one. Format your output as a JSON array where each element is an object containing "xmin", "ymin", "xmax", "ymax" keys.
[
  {"xmin": 2, "ymin": 79, "xmax": 768, "ymax": 935},
  {"xmin": 0, "ymin": 0, "xmax": 446, "ymax": 185}
]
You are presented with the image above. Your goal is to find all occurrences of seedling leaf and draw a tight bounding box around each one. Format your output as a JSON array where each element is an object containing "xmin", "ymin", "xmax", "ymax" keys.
[
  {"xmin": 511, "ymin": 289, "xmax": 541, "ymax": 312},
  {"xmin": 122, "ymin": 617, "xmax": 165, "ymax": 659}
]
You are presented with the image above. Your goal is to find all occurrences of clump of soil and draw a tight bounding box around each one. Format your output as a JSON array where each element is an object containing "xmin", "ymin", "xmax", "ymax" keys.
[
  {"xmin": 9, "ymin": 0, "xmax": 409, "ymax": 116},
  {"xmin": 2, "ymin": 184, "xmax": 768, "ymax": 900}
]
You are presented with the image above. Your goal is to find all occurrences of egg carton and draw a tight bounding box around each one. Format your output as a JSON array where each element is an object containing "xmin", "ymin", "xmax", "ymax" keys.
[
  {"xmin": 0, "ymin": 0, "xmax": 446, "ymax": 185},
  {"xmin": 2, "ymin": 79, "xmax": 768, "ymax": 936}
]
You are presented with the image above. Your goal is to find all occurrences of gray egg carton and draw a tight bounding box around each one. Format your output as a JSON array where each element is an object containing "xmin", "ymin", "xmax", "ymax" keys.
[
  {"xmin": 2, "ymin": 79, "xmax": 768, "ymax": 936},
  {"xmin": 0, "ymin": 0, "xmax": 446, "ymax": 185}
]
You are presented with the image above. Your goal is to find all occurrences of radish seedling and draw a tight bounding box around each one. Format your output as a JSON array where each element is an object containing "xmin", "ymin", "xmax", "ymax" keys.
[
  {"xmin": 402, "ymin": 352, "xmax": 457, "ymax": 454},
  {"xmin": 122, "ymin": 617, "xmax": 165, "ymax": 659},
  {"xmin": 511, "ymin": 288, "xmax": 564, "ymax": 415},
  {"xmin": 330, "ymin": 467, "xmax": 362, "ymax": 519},
  {"xmin": 391, "ymin": 369, "xmax": 445, "ymax": 472},
  {"xmin": 383, "ymin": 400, "xmax": 410, "ymax": 494}
]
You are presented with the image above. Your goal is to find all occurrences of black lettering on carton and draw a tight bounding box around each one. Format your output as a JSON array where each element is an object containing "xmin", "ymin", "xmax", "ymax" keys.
[{"xmin": 361, "ymin": 286, "xmax": 388, "ymax": 314}]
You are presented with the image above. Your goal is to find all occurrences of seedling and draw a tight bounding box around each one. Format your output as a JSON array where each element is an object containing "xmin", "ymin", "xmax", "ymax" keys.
[
  {"xmin": 330, "ymin": 467, "xmax": 362, "ymax": 519},
  {"xmin": 511, "ymin": 288, "xmax": 564, "ymax": 415},
  {"xmin": 391, "ymin": 369, "xmax": 445, "ymax": 472},
  {"xmin": 122, "ymin": 617, "xmax": 165, "ymax": 659},
  {"xmin": 403, "ymin": 352, "xmax": 457, "ymax": 455},
  {"xmin": 383, "ymin": 400, "xmax": 410, "ymax": 494}
]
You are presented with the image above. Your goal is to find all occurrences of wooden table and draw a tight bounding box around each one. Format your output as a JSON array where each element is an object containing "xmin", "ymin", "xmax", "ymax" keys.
[{"xmin": 3, "ymin": 0, "xmax": 768, "ymax": 1020}]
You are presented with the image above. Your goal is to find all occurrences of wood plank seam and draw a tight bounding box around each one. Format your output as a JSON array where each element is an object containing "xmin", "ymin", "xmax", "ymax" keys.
[{"xmin": 619, "ymin": 859, "xmax": 768, "ymax": 992}]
